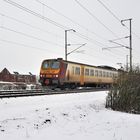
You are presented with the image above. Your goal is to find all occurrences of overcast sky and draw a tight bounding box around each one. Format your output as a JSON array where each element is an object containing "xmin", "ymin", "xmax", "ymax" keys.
[{"xmin": 0, "ymin": 0, "xmax": 140, "ymax": 74}]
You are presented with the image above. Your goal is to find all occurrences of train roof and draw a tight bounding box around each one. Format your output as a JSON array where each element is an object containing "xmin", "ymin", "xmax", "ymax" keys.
[
  {"xmin": 42, "ymin": 58, "xmax": 117, "ymax": 71},
  {"xmin": 97, "ymin": 65, "xmax": 117, "ymax": 70}
]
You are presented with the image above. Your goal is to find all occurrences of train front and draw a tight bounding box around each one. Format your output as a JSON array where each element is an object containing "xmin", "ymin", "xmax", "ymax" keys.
[{"xmin": 39, "ymin": 59, "xmax": 61, "ymax": 87}]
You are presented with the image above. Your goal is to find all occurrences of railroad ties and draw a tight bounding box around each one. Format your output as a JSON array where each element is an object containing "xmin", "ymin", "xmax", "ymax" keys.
[{"xmin": 0, "ymin": 88, "xmax": 108, "ymax": 98}]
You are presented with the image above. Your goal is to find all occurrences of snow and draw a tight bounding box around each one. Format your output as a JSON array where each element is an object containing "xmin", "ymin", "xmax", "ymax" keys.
[{"xmin": 0, "ymin": 91, "xmax": 140, "ymax": 140}]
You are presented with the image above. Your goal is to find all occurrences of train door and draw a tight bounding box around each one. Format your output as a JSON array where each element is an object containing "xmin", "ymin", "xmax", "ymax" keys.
[{"xmin": 80, "ymin": 66, "xmax": 84, "ymax": 86}]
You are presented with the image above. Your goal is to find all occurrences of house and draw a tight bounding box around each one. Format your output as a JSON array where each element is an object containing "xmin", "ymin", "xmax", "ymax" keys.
[{"xmin": 0, "ymin": 68, "xmax": 36, "ymax": 84}]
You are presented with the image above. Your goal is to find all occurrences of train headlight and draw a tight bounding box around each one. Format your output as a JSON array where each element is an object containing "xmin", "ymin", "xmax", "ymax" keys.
[
  {"xmin": 41, "ymin": 74, "xmax": 46, "ymax": 77},
  {"xmin": 53, "ymin": 75, "xmax": 58, "ymax": 78}
]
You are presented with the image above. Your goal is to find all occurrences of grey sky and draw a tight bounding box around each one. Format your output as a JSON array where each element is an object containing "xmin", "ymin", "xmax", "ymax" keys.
[{"xmin": 0, "ymin": 0, "xmax": 140, "ymax": 74}]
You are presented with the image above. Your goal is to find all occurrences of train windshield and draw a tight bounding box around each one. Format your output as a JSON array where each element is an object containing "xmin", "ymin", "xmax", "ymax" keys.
[{"xmin": 42, "ymin": 60, "xmax": 60, "ymax": 69}]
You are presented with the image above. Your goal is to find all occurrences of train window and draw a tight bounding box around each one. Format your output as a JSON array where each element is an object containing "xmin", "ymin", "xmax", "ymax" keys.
[
  {"xmin": 103, "ymin": 71, "xmax": 106, "ymax": 77},
  {"xmin": 110, "ymin": 72, "xmax": 113, "ymax": 77},
  {"xmin": 42, "ymin": 60, "xmax": 60, "ymax": 69},
  {"xmin": 107, "ymin": 72, "xmax": 109, "ymax": 77},
  {"xmin": 95, "ymin": 70, "xmax": 98, "ymax": 77},
  {"xmin": 114, "ymin": 73, "xmax": 118, "ymax": 78},
  {"xmin": 99, "ymin": 71, "xmax": 102, "ymax": 77},
  {"xmin": 51, "ymin": 61, "xmax": 60, "ymax": 69},
  {"xmin": 72, "ymin": 67, "xmax": 74, "ymax": 75},
  {"xmin": 75, "ymin": 67, "xmax": 80, "ymax": 75},
  {"xmin": 90, "ymin": 69, "xmax": 94, "ymax": 76},
  {"xmin": 112, "ymin": 73, "xmax": 114, "ymax": 77},
  {"xmin": 109, "ymin": 73, "xmax": 111, "ymax": 77},
  {"xmin": 85, "ymin": 69, "xmax": 89, "ymax": 76},
  {"xmin": 42, "ymin": 61, "xmax": 49, "ymax": 69}
]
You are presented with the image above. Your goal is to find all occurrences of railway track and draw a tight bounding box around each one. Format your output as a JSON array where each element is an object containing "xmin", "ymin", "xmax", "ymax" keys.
[{"xmin": 0, "ymin": 88, "xmax": 108, "ymax": 98}]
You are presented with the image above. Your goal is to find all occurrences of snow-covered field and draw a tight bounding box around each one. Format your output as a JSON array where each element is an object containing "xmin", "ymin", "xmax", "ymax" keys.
[{"xmin": 0, "ymin": 91, "xmax": 140, "ymax": 140}]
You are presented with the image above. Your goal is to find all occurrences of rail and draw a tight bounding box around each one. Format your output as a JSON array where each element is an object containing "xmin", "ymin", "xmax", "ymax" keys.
[{"xmin": 0, "ymin": 88, "xmax": 108, "ymax": 98}]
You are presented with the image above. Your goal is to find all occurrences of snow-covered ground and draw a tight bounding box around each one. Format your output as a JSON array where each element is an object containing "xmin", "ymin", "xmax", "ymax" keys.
[{"xmin": 0, "ymin": 91, "xmax": 140, "ymax": 140}]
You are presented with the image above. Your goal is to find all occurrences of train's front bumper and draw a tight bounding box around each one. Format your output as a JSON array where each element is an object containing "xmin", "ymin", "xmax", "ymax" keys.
[{"xmin": 40, "ymin": 77, "xmax": 59, "ymax": 86}]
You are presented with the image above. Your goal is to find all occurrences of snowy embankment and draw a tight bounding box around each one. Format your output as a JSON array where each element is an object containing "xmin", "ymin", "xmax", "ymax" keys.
[{"xmin": 0, "ymin": 91, "xmax": 140, "ymax": 140}]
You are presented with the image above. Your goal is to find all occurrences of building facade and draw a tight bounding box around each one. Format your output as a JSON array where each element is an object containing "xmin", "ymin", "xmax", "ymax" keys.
[{"xmin": 0, "ymin": 68, "xmax": 36, "ymax": 84}]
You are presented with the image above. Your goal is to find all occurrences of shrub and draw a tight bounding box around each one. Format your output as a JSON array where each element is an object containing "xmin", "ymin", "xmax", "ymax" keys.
[{"xmin": 106, "ymin": 69, "xmax": 140, "ymax": 114}]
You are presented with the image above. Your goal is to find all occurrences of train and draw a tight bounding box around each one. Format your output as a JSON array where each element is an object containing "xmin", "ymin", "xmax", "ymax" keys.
[{"xmin": 39, "ymin": 58, "xmax": 118, "ymax": 89}]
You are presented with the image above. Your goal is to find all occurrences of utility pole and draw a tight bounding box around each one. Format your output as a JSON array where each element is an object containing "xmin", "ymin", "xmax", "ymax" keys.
[
  {"xmin": 126, "ymin": 55, "xmax": 129, "ymax": 72},
  {"xmin": 65, "ymin": 29, "xmax": 76, "ymax": 61},
  {"xmin": 121, "ymin": 18, "xmax": 132, "ymax": 72}
]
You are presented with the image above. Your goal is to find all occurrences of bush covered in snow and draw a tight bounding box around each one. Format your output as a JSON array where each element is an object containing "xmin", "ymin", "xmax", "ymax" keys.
[{"xmin": 106, "ymin": 68, "xmax": 140, "ymax": 114}]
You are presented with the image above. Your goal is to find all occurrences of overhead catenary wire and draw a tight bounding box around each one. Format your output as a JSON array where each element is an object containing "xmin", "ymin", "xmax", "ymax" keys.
[
  {"xmin": 0, "ymin": 26, "xmax": 63, "ymax": 47},
  {"xmin": 3, "ymin": 0, "xmax": 67, "ymax": 30},
  {"xmin": 0, "ymin": 13, "xmax": 64, "ymax": 40},
  {"xmin": 0, "ymin": 36, "xmax": 125, "ymax": 68},
  {"xmin": 1, "ymin": 0, "xmax": 139, "ymax": 71},
  {"xmin": 3, "ymin": 0, "xmax": 113, "ymax": 50},
  {"xmin": 0, "ymin": 26, "xmax": 125, "ymax": 63},
  {"xmin": 0, "ymin": 12, "xmax": 108, "ymax": 49},
  {"xmin": 72, "ymin": 50, "xmax": 125, "ymax": 66},
  {"xmin": 74, "ymin": 1, "xmax": 128, "ymax": 55},
  {"xmin": 2, "ymin": 0, "xmax": 130, "ymax": 62},
  {"xmin": 35, "ymin": 0, "xmax": 129, "ymax": 57},
  {"xmin": 96, "ymin": 0, "xmax": 121, "ymax": 23},
  {"xmin": 0, "ymin": 38, "xmax": 63, "ymax": 54},
  {"xmin": 35, "ymin": 0, "xmax": 108, "ymax": 42},
  {"xmin": 74, "ymin": 0, "xmax": 132, "ymax": 51},
  {"xmin": 74, "ymin": 32, "xmax": 104, "ymax": 48},
  {"xmin": 74, "ymin": 0, "xmax": 120, "ymax": 38},
  {"xmin": 36, "ymin": 0, "xmax": 128, "ymax": 55},
  {"xmin": 96, "ymin": 0, "xmax": 140, "ymax": 40}
]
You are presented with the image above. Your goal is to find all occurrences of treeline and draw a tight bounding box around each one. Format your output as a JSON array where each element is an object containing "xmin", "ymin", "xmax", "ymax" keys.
[{"xmin": 106, "ymin": 67, "xmax": 140, "ymax": 114}]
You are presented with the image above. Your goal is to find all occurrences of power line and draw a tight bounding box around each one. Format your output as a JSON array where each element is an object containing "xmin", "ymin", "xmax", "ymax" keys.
[
  {"xmin": 0, "ymin": 33, "xmax": 124, "ymax": 67},
  {"xmin": 72, "ymin": 31, "xmax": 126, "ymax": 58},
  {"xmin": 35, "ymin": 0, "xmax": 129, "ymax": 56},
  {"xmin": 0, "ymin": 26, "xmax": 63, "ymax": 47},
  {"xmin": 96, "ymin": 0, "xmax": 121, "ymax": 23},
  {"xmin": 0, "ymin": 13, "xmax": 64, "ymax": 40},
  {"xmin": 74, "ymin": 32, "xmax": 107, "ymax": 48},
  {"xmin": 75, "ymin": 0, "xmax": 130, "ymax": 55},
  {"xmin": 74, "ymin": 0, "xmax": 120, "ymax": 38},
  {"xmin": 0, "ymin": 16, "xmax": 124, "ymax": 57},
  {"xmin": 3, "ymin": 0, "xmax": 127, "ymax": 58},
  {"xmin": 0, "ymin": 38, "xmax": 62, "ymax": 54},
  {"xmin": 35, "ymin": 0, "xmax": 108, "ymax": 41},
  {"xmin": 96, "ymin": 0, "xmax": 140, "ymax": 40},
  {"xmin": 3, "ymin": 0, "xmax": 110, "ymax": 48},
  {"xmin": 74, "ymin": 50, "xmax": 124, "ymax": 66},
  {"xmin": 74, "ymin": 0, "xmax": 137, "ymax": 51},
  {"xmin": 3, "ymin": 0, "xmax": 67, "ymax": 30}
]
